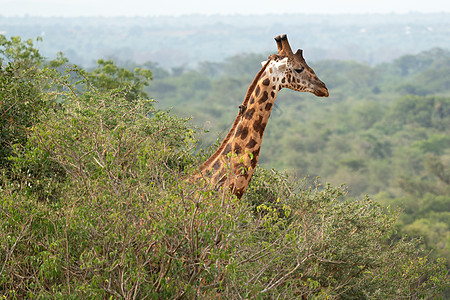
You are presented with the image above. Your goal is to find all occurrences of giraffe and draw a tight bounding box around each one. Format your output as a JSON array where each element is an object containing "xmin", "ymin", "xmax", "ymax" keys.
[{"xmin": 195, "ymin": 34, "xmax": 329, "ymax": 199}]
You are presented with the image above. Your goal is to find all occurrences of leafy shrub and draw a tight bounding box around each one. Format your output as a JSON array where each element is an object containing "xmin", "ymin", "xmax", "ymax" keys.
[
  {"xmin": 88, "ymin": 59, "xmax": 153, "ymax": 101},
  {"xmin": 1, "ymin": 37, "xmax": 448, "ymax": 299},
  {"xmin": 0, "ymin": 36, "xmax": 47, "ymax": 169}
]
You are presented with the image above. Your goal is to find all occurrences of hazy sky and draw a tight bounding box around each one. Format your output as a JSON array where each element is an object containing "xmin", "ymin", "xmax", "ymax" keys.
[{"xmin": 2, "ymin": 0, "xmax": 450, "ymax": 17}]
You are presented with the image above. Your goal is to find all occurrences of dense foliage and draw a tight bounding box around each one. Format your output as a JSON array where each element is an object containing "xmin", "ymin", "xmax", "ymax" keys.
[{"xmin": 1, "ymin": 36, "xmax": 449, "ymax": 298}]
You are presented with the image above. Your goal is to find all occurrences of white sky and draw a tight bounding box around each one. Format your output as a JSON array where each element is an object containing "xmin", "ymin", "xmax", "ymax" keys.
[{"xmin": 1, "ymin": 0, "xmax": 450, "ymax": 17}]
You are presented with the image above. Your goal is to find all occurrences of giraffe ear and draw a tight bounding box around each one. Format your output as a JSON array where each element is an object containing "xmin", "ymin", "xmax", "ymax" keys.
[{"xmin": 261, "ymin": 60, "xmax": 268, "ymax": 66}]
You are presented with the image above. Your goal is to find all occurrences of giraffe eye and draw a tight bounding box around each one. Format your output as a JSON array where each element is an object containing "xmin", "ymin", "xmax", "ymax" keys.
[{"xmin": 294, "ymin": 67, "xmax": 304, "ymax": 73}]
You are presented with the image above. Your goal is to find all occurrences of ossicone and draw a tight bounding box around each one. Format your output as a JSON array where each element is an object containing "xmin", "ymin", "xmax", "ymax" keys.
[{"xmin": 274, "ymin": 34, "xmax": 293, "ymax": 57}]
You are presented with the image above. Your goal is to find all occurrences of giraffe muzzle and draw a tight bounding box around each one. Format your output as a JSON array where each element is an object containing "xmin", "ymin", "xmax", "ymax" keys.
[{"xmin": 314, "ymin": 81, "xmax": 329, "ymax": 97}]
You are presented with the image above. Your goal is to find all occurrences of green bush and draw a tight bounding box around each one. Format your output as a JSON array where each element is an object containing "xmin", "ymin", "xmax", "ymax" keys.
[
  {"xmin": 2, "ymin": 89, "xmax": 448, "ymax": 297},
  {"xmin": 88, "ymin": 59, "xmax": 153, "ymax": 101},
  {"xmin": 0, "ymin": 36, "xmax": 47, "ymax": 169},
  {"xmin": 1, "ymin": 37, "xmax": 448, "ymax": 299}
]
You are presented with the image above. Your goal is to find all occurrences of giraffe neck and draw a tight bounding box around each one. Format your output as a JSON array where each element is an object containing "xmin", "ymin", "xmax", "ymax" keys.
[{"xmin": 199, "ymin": 60, "xmax": 281, "ymax": 198}]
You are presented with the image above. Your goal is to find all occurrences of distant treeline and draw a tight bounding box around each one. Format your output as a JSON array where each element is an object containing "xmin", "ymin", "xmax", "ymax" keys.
[{"xmin": 1, "ymin": 13, "xmax": 450, "ymax": 68}]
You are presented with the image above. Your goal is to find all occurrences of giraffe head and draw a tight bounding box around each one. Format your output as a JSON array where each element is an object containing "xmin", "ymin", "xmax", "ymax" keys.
[{"xmin": 264, "ymin": 34, "xmax": 329, "ymax": 97}]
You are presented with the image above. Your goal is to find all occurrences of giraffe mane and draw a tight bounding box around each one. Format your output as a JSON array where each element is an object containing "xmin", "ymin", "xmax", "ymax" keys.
[
  {"xmin": 242, "ymin": 59, "xmax": 272, "ymax": 107},
  {"xmin": 199, "ymin": 59, "xmax": 272, "ymax": 171}
]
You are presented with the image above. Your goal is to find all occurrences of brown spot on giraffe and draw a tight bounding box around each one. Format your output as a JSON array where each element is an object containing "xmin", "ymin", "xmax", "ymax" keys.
[
  {"xmin": 235, "ymin": 188, "xmax": 244, "ymax": 199},
  {"xmin": 258, "ymin": 91, "xmax": 269, "ymax": 103},
  {"xmin": 223, "ymin": 143, "xmax": 232, "ymax": 156},
  {"xmin": 240, "ymin": 127, "xmax": 249, "ymax": 140},
  {"xmin": 253, "ymin": 116, "xmax": 265, "ymax": 136},
  {"xmin": 246, "ymin": 138, "xmax": 257, "ymax": 149},
  {"xmin": 235, "ymin": 124, "xmax": 243, "ymax": 137},
  {"xmin": 244, "ymin": 108, "xmax": 255, "ymax": 120},
  {"xmin": 234, "ymin": 143, "xmax": 242, "ymax": 155},
  {"xmin": 251, "ymin": 148, "xmax": 260, "ymax": 168},
  {"xmin": 255, "ymin": 85, "xmax": 260, "ymax": 97},
  {"xmin": 193, "ymin": 34, "xmax": 328, "ymax": 199}
]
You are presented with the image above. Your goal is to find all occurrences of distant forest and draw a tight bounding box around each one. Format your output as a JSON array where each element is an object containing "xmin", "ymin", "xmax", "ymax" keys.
[{"xmin": 1, "ymin": 13, "xmax": 450, "ymax": 68}]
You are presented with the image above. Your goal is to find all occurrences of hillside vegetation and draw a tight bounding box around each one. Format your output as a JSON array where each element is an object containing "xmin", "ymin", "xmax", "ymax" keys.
[
  {"xmin": 2, "ymin": 13, "xmax": 450, "ymax": 68},
  {"xmin": 1, "ymin": 36, "xmax": 449, "ymax": 298}
]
